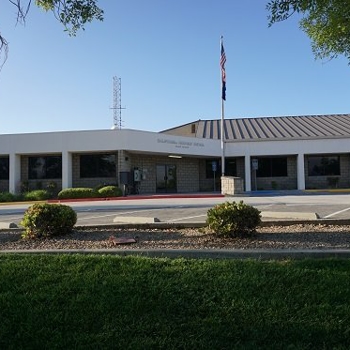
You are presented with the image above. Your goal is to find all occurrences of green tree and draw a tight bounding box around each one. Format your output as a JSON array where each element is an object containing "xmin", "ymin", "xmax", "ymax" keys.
[
  {"xmin": 267, "ymin": 0, "xmax": 350, "ymax": 63},
  {"xmin": 0, "ymin": 0, "xmax": 103, "ymax": 68}
]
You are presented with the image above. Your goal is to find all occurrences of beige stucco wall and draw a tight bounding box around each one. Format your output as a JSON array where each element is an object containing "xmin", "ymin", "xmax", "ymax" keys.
[{"xmin": 161, "ymin": 122, "xmax": 199, "ymax": 137}]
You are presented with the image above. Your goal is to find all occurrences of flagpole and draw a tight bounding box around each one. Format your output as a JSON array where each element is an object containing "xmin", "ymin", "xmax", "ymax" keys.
[
  {"xmin": 221, "ymin": 93, "xmax": 225, "ymax": 177},
  {"xmin": 220, "ymin": 36, "xmax": 226, "ymax": 177}
]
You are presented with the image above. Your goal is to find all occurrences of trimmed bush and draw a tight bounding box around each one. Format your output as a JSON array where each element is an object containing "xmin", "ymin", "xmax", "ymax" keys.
[
  {"xmin": 23, "ymin": 190, "xmax": 50, "ymax": 201},
  {"xmin": 98, "ymin": 185, "xmax": 122, "ymax": 197},
  {"xmin": 57, "ymin": 187, "xmax": 98, "ymax": 200},
  {"xmin": 94, "ymin": 183, "xmax": 117, "ymax": 191},
  {"xmin": 206, "ymin": 201, "xmax": 261, "ymax": 237},
  {"xmin": 21, "ymin": 203, "xmax": 77, "ymax": 239},
  {"xmin": 0, "ymin": 192, "xmax": 21, "ymax": 202},
  {"xmin": 46, "ymin": 181, "xmax": 59, "ymax": 197}
]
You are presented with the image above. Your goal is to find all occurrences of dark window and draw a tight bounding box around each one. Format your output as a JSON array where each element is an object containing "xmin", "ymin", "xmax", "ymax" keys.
[
  {"xmin": 191, "ymin": 124, "xmax": 196, "ymax": 133},
  {"xmin": 206, "ymin": 160, "xmax": 217, "ymax": 178},
  {"xmin": 256, "ymin": 157, "xmax": 287, "ymax": 177},
  {"xmin": 80, "ymin": 154, "xmax": 116, "ymax": 178},
  {"xmin": 0, "ymin": 157, "xmax": 9, "ymax": 180},
  {"xmin": 226, "ymin": 159, "xmax": 237, "ymax": 177},
  {"xmin": 308, "ymin": 156, "xmax": 340, "ymax": 176},
  {"xmin": 28, "ymin": 156, "xmax": 62, "ymax": 179},
  {"xmin": 205, "ymin": 159, "xmax": 237, "ymax": 178}
]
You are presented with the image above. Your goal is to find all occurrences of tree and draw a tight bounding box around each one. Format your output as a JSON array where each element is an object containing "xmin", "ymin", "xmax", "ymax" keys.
[
  {"xmin": 267, "ymin": 0, "xmax": 350, "ymax": 63},
  {"xmin": 0, "ymin": 0, "xmax": 103, "ymax": 69}
]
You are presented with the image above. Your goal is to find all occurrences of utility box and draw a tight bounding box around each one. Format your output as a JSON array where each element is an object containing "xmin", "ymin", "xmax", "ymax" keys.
[{"xmin": 119, "ymin": 171, "xmax": 131, "ymax": 185}]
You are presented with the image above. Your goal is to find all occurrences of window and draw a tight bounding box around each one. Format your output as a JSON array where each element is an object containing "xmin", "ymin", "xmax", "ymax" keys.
[
  {"xmin": 0, "ymin": 157, "xmax": 9, "ymax": 180},
  {"xmin": 80, "ymin": 154, "xmax": 116, "ymax": 178},
  {"xmin": 308, "ymin": 156, "xmax": 340, "ymax": 176},
  {"xmin": 191, "ymin": 124, "xmax": 196, "ymax": 134},
  {"xmin": 28, "ymin": 156, "xmax": 62, "ymax": 179},
  {"xmin": 256, "ymin": 157, "xmax": 287, "ymax": 177},
  {"xmin": 206, "ymin": 159, "xmax": 218, "ymax": 178},
  {"xmin": 205, "ymin": 159, "xmax": 237, "ymax": 178}
]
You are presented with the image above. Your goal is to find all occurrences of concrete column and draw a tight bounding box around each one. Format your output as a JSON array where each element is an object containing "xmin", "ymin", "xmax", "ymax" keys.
[
  {"xmin": 118, "ymin": 150, "xmax": 131, "ymax": 172},
  {"xmin": 297, "ymin": 153, "xmax": 305, "ymax": 190},
  {"xmin": 62, "ymin": 151, "xmax": 72, "ymax": 189},
  {"xmin": 9, "ymin": 153, "xmax": 21, "ymax": 194},
  {"xmin": 244, "ymin": 155, "xmax": 251, "ymax": 192}
]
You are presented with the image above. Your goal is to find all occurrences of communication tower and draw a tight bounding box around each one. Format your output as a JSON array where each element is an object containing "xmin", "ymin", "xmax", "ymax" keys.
[{"xmin": 111, "ymin": 76, "xmax": 124, "ymax": 129}]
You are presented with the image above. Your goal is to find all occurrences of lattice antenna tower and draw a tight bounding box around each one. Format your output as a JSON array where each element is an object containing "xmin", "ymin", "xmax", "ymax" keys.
[{"xmin": 112, "ymin": 76, "xmax": 124, "ymax": 129}]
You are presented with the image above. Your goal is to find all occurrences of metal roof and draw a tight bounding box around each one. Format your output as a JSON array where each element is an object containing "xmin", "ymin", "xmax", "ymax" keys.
[{"xmin": 187, "ymin": 114, "xmax": 350, "ymax": 141}]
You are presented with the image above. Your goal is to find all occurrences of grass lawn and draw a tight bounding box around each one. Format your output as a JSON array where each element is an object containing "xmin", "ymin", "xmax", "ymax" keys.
[{"xmin": 1, "ymin": 255, "xmax": 350, "ymax": 349}]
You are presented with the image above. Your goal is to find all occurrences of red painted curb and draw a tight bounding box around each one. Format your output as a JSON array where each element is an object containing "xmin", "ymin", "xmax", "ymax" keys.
[{"xmin": 47, "ymin": 194, "xmax": 224, "ymax": 204}]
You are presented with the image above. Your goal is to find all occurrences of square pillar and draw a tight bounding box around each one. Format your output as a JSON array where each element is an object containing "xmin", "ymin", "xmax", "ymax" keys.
[
  {"xmin": 297, "ymin": 153, "xmax": 305, "ymax": 190},
  {"xmin": 9, "ymin": 153, "xmax": 21, "ymax": 194},
  {"xmin": 62, "ymin": 151, "xmax": 72, "ymax": 189},
  {"xmin": 118, "ymin": 150, "xmax": 131, "ymax": 172},
  {"xmin": 244, "ymin": 155, "xmax": 251, "ymax": 192}
]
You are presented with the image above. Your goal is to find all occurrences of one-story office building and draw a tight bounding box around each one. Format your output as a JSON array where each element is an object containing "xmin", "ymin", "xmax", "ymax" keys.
[{"xmin": 1, "ymin": 113, "xmax": 350, "ymax": 195}]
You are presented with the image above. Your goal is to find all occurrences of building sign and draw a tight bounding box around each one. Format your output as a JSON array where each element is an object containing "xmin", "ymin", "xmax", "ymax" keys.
[{"xmin": 157, "ymin": 138, "xmax": 205, "ymax": 149}]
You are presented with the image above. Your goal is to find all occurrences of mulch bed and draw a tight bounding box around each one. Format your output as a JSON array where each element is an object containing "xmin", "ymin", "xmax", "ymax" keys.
[{"xmin": 1, "ymin": 224, "xmax": 350, "ymax": 250}]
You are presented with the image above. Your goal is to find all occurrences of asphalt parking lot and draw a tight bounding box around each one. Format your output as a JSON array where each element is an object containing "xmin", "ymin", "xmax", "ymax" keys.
[{"xmin": 1, "ymin": 191, "xmax": 350, "ymax": 227}]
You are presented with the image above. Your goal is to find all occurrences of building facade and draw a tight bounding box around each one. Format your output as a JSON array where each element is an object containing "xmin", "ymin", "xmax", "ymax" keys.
[{"xmin": 1, "ymin": 114, "xmax": 350, "ymax": 195}]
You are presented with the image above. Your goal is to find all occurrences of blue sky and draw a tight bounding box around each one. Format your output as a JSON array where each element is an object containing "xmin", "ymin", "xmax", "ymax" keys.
[{"xmin": 0, "ymin": 0, "xmax": 349, "ymax": 135}]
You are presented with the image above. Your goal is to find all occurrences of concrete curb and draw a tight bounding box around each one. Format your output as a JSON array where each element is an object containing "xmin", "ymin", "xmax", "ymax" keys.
[
  {"xmin": 261, "ymin": 211, "xmax": 319, "ymax": 220},
  {"xmin": 72, "ymin": 218, "xmax": 350, "ymax": 231},
  {"xmin": 48, "ymin": 193, "xmax": 225, "ymax": 204},
  {"xmin": 113, "ymin": 216, "xmax": 160, "ymax": 224},
  {"xmin": 2, "ymin": 218, "xmax": 350, "ymax": 232},
  {"xmin": 110, "ymin": 211, "xmax": 318, "ymax": 224},
  {"xmin": 1, "ymin": 248, "xmax": 350, "ymax": 260},
  {"xmin": 2, "ymin": 219, "xmax": 350, "ymax": 259}
]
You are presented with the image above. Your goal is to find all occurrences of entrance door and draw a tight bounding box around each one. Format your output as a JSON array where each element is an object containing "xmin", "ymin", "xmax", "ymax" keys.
[{"xmin": 156, "ymin": 165, "xmax": 177, "ymax": 193}]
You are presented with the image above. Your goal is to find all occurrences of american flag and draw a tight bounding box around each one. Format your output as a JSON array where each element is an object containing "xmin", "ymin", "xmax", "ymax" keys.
[{"xmin": 220, "ymin": 39, "xmax": 226, "ymax": 101}]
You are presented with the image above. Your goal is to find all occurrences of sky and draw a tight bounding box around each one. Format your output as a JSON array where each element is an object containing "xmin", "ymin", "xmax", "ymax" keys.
[{"xmin": 0, "ymin": 0, "xmax": 350, "ymax": 135}]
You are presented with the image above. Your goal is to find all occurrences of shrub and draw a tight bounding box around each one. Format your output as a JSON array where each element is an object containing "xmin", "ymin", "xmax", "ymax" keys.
[
  {"xmin": 23, "ymin": 190, "xmax": 50, "ymax": 201},
  {"xmin": 21, "ymin": 203, "xmax": 77, "ymax": 239},
  {"xmin": 98, "ymin": 185, "xmax": 122, "ymax": 197},
  {"xmin": 206, "ymin": 201, "xmax": 261, "ymax": 237},
  {"xmin": 0, "ymin": 192, "xmax": 21, "ymax": 202},
  {"xmin": 94, "ymin": 183, "xmax": 117, "ymax": 191},
  {"xmin": 57, "ymin": 187, "xmax": 98, "ymax": 200},
  {"xmin": 19, "ymin": 181, "xmax": 30, "ymax": 193},
  {"xmin": 46, "ymin": 181, "xmax": 59, "ymax": 197}
]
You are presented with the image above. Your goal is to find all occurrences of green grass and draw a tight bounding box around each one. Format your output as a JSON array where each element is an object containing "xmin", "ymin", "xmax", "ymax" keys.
[{"xmin": 1, "ymin": 255, "xmax": 350, "ymax": 349}]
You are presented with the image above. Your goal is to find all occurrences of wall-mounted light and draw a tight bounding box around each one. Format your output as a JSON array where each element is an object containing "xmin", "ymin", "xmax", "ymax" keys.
[{"xmin": 168, "ymin": 155, "xmax": 182, "ymax": 159}]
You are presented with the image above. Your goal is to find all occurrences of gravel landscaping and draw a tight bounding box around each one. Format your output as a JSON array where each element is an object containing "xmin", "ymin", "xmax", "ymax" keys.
[{"xmin": 1, "ymin": 223, "xmax": 350, "ymax": 250}]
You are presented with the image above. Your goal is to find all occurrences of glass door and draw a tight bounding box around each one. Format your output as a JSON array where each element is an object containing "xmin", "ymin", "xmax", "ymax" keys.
[{"xmin": 156, "ymin": 165, "xmax": 177, "ymax": 193}]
